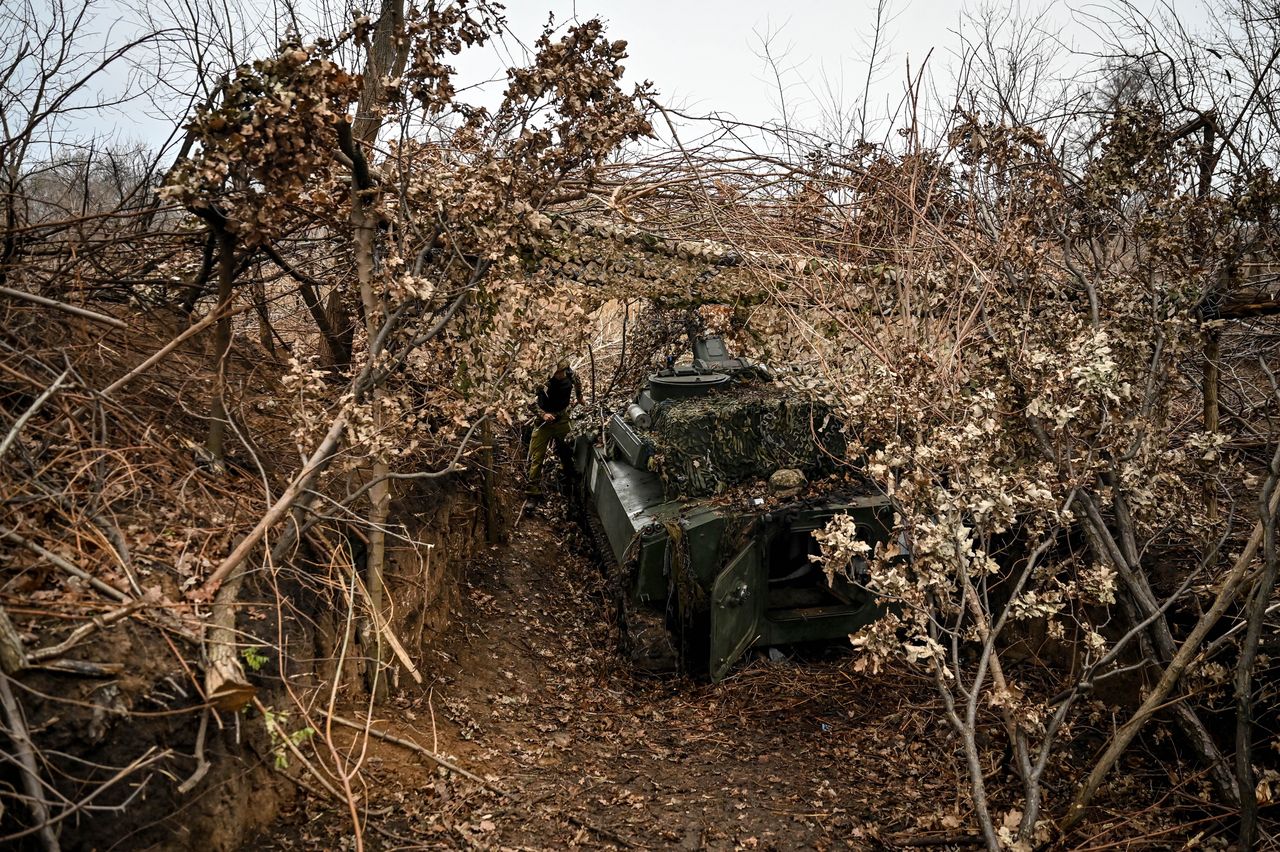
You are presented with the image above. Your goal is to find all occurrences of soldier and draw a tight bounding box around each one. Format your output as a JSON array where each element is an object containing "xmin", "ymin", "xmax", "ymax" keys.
[{"xmin": 526, "ymin": 357, "xmax": 584, "ymax": 497}]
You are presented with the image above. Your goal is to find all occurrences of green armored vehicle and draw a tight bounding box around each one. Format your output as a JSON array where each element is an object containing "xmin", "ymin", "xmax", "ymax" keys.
[{"xmin": 573, "ymin": 336, "xmax": 894, "ymax": 681}]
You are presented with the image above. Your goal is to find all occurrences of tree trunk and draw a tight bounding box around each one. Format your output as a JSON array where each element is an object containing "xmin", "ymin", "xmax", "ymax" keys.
[
  {"xmin": 1197, "ymin": 115, "xmax": 1219, "ymax": 525},
  {"xmin": 1204, "ymin": 330, "xmax": 1220, "ymax": 523},
  {"xmin": 347, "ymin": 0, "xmax": 409, "ymax": 703},
  {"xmin": 250, "ymin": 278, "xmax": 276, "ymax": 356},
  {"xmin": 205, "ymin": 227, "xmax": 236, "ymax": 469},
  {"xmin": 320, "ymin": 287, "xmax": 355, "ymax": 369},
  {"xmin": 352, "ymin": 0, "xmax": 409, "ymax": 147},
  {"xmin": 204, "ymin": 557, "xmax": 256, "ymax": 711},
  {"xmin": 352, "ymin": 193, "xmax": 390, "ymax": 702},
  {"xmin": 1234, "ymin": 445, "xmax": 1280, "ymax": 849}
]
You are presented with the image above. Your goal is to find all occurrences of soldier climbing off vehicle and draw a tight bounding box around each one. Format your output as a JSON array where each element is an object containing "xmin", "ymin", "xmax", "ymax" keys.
[{"xmin": 526, "ymin": 357, "xmax": 584, "ymax": 497}]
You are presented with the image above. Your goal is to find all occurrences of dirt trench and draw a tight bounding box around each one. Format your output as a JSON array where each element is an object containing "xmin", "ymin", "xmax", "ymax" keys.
[{"xmin": 255, "ymin": 501, "xmax": 978, "ymax": 851}]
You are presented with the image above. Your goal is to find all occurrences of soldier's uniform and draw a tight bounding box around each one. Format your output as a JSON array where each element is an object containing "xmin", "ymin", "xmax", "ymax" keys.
[{"xmin": 526, "ymin": 359, "xmax": 584, "ymax": 496}]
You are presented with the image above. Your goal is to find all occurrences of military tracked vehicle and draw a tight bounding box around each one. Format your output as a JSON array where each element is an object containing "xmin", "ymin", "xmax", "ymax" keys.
[{"xmin": 572, "ymin": 336, "xmax": 894, "ymax": 681}]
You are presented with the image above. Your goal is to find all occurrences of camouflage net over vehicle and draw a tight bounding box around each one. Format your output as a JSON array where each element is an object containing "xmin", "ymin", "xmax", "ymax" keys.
[{"xmin": 649, "ymin": 386, "xmax": 846, "ymax": 500}]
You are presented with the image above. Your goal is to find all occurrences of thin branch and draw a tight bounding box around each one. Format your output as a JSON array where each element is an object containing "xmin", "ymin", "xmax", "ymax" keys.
[
  {"xmin": 0, "ymin": 367, "xmax": 68, "ymax": 459},
  {"xmin": 0, "ymin": 285, "xmax": 126, "ymax": 328}
]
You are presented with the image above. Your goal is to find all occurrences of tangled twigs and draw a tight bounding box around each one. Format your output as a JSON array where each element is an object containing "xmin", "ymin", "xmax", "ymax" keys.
[
  {"xmin": 0, "ymin": 285, "xmax": 126, "ymax": 329},
  {"xmin": 100, "ymin": 305, "xmax": 252, "ymax": 399},
  {"xmin": 0, "ymin": 743, "xmax": 170, "ymax": 846},
  {"xmin": 0, "ymin": 527, "xmax": 131, "ymax": 603},
  {"xmin": 885, "ymin": 832, "xmax": 983, "ymax": 848},
  {"xmin": 0, "ymin": 597, "xmax": 143, "ymax": 678},
  {"xmin": 27, "ymin": 593, "xmax": 155, "ymax": 663},
  {"xmin": 0, "ymin": 671, "xmax": 60, "ymax": 851},
  {"xmin": 198, "ymin": 409, "xmax": 350, "ymax": 596},
  {"xmin": 256, "ymin": 701, "xmax": 343, "ymax": 802},
  {"xmin": 255, "ymin": 698, "xmax": 368, "ymax": 851},
  {"xmin": 1066, "ymin": 451, "xmax": 1280, "ymax": 828},
  {"xmin": 0, "ymin": 366, "xmax": 68, "ymax": 460}
]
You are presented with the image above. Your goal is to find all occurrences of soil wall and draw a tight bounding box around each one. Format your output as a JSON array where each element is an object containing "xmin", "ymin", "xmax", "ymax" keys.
[{"xmin": 2, "ymin": 479, "xmax": 503, "ymax": 851}]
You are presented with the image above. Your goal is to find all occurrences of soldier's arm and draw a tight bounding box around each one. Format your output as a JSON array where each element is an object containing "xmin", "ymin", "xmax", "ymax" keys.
[{"xmin": 573, "ymin": 372, "xmax": 585, "ymax": 405}]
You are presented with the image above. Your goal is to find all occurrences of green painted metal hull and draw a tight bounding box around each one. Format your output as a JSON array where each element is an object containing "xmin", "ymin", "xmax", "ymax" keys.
[{"xmin": 576, "ymin": 439, "xmax": 892, "ymax": 681}]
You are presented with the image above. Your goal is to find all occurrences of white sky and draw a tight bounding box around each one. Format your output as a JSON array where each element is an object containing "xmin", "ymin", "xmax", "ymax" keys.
[
  {"xmin": 473, "ymin": 0, "xmax": 983, "ymax": 123},
  {"xmin": 85, "ymin": 0, "xmax": 1213, "ymax": 151},
  {"xmin": 455, "ymin": 1, "xmax": 1212, "ymax": 130}
]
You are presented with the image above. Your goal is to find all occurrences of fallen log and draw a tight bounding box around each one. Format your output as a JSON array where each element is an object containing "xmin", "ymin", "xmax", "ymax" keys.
[{"xmin": 204, "ymin": 561, "xmax": 255, "ymax": 711}]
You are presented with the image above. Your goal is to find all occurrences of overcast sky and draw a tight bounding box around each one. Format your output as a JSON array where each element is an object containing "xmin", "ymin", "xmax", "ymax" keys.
[
  {"xmin": 468, "ymin": 0, "xmax": 1001, "ymax": 123},
  {"xmin": 456, "ymin": 1, "xmax": 1211, "ymax": 129},
  {"xmin": 91, "ymin": 0, "xmax": 1214, "ymax": 151}
]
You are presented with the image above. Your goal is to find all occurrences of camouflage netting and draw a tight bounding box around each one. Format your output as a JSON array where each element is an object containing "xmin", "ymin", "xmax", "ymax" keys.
[{"xmin": 649, "ymin": 386, "xmax": 846, "ymax": 500}]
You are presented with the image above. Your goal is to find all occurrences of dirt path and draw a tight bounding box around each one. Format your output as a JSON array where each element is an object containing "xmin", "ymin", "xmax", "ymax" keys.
[{"xmin": 258, "ymin": 506, "xmax": 969, "ymax": 850}]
